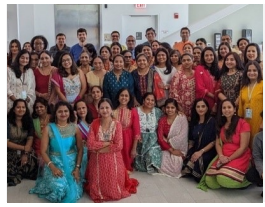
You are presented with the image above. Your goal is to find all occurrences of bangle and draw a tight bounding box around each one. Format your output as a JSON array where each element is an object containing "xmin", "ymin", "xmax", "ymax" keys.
[
  {"xmin": 47, "ymin": 161, "xmax": 53, "ymax": 167},
  {"xmin": 75, "ymin": 164, "xmax": 81, "ymax": 169},
  {"xmin": 201, "ymin": 149, "xmax": 205, "ymax": 153},
  {"xmin": 219, "ymin": 155, "xmax": 224, "ymax": 157}
]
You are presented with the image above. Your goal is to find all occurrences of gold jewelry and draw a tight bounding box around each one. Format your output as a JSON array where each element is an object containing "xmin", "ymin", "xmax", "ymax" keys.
[{"xmin": 57, "ymin": 123, "xmax": 68, "ymax": 128}]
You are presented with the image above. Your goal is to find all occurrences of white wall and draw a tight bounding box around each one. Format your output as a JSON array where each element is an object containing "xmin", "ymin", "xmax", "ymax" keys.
[
  {"xmin": 189, "ymin": 4, "xmax": 263, "ymax": 46},
  {"xmin": 100, "ymin": 4, "xmax": 189, "ymax": 46},
  {"xmin": 7, "ymin": 4, "xmax": 263, "ymax": 52},
  {"xmin": 8, "ymin": 4, "xmax": 55, "ymax": 50}
]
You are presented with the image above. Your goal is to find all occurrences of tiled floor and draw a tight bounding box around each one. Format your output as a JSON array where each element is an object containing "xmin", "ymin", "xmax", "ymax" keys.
[{"xmin": 7, "ymin": 171, "xmax": 263, "ymax": 203}]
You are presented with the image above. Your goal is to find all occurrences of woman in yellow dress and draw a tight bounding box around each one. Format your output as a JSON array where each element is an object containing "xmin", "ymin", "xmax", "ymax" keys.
[{"xmin": 238, "ymin": 60, "xmax": 263, "ymax": 148}]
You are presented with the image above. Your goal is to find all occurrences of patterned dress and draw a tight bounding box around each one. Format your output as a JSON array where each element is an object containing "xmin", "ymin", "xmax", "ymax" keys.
[
  {"xmin": 169, "ymin": 70, "xmax": 195, "ymax": 120},
  {"xmin": 85, "ymin": 119, "xmax": 138, "ymax": 202},
  {"xmin": 157, "ymin": 115, "xmax": 188, "ymax": 178},
  {"xmin": 134, "ymin": 107, "xmax": 163, "ymax": 174},
  {"xmin": 7, "ymin": 67, "xmax": 36, "ymax": 113},
  {"xmin": 29, "ymin": 123, "xmax": 83, "ymax": 203},
  {"xmin": 113, "ymin": 107, "xmax": 140, "ymax": 171},
  {"xmin": 219, "ymin": 71, "xmax": 243, "ymax": 103},
  {"xmin": 7, "ymin": 121, "xmax": 38, "ymax": 186},
  {"xmin": 103, "ymin": 70, "xmax": 134, "ymax": 104}
]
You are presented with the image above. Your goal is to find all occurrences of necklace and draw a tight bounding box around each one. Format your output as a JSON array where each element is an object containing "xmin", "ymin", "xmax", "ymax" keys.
[
  {"xmin": 57, "ymin": 123, "xmax": 68, "ymax": 128},
  {"xmin": 40, "ymin": 115, "xmax": 48, "ymax": 128}
]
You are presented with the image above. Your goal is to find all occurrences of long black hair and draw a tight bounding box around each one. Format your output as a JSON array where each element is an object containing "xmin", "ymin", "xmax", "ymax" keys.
[
  {"xmin": 190, "ymin": 98, "xmax": 211, "ymax": 127},
  {"xmin": 216, "ymin": 99, "xmax": 239, "ymax": 141},
  {"xmin": 73, "ymin": 99, "xmax": 93, "ymax": 124},
  {"xmin": 114, "ymin": 87, "xmax": 134, "ymax": 110},
  {"xmin": 241, "ymin": 60, "xmax": 263, "ymax": 88},
  {"xmin": 200, "ymin": 47, "xmax": 220, "ymax": 80},
  {"xmin": 10, "ymin": 49, "xmax": 31, "ymax": 78},
  {"xmin": 32, "ymin": 97, "xmax": 51, "ymax": 119},
  {"xmin": 7, "ymin": 99, "xmax": 32, "ymax": 131},
  {"xmin": 154, "ymin": 47, "xmax": 172, "ymax": 75}
]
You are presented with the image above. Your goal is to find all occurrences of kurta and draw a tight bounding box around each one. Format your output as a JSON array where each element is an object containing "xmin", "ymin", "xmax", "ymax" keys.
[
  {"xmin": 169, "ymin": 70, "xmax": 195, "ymax": 120},
  {"xmin": 206, "ymin": 119, "xmax": 251, "ymax": 183},
  {"xmin": 183, "ymin": 117, "xmax": 217, "ymax": 181},
  {"xmin": 238, "ymin": 80, "xmax": 263, "ymax": 148},
  {"xmin": 113, "ymin": 107, "xmax": 140, "ymax": 171},
  {"xmin": 103, "ymin": 70, "xmax": 134, "ymax": 104},
  {"xmin": 7, "ymin": 67, "xmax": 36, "ymax": 113},
  {"xmin": 85, "ymin": 119, "xmax": 138, "ymax": 202},
  {"xmin": 134, "ymin": 107, "xmax": 163, "ymax": 174},
  {"xmin": 157, "ymin": 115, "xmax": 188, "ymax": 178},
  {"xmin": 218, "ymin": 71, "xmax": 243, "ymax": 103},
  {"xmin": 195, "ymin": 65, "xmax": 217, "ymax": 110}
]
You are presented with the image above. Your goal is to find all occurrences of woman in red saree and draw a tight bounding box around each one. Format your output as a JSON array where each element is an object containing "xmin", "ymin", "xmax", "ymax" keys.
[{"xmin": 85, "ymin": 98, "xmax": 138, "ymax": 202}]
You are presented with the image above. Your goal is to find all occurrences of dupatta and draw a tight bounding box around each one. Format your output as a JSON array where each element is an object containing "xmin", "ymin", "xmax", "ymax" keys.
[
  {"xmin": 167, "ymin": 114, "xmax": 188, "ymax": 157},
  {"xmin": 49, "ymin": 123, "xmax": 77, "ymax": 203}
]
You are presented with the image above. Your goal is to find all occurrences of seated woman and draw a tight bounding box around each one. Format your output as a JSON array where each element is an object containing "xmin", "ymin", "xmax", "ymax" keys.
[
  {"xmin": 113, "ymin": 88, "xmax": 141, "ymax": 173},
  {"xmin": 182, "ymin": 98, "xmax": 216, "ymax": 182},
  {"xmin": 134, "ymin": 92, "xmax": 163, "ymax": 174},
  {"xmin": 29, "ymin": 101, "xmax": 83, "ymax": 203},
  {"xmin": 74, "ymin": 99, "xmax": 93, "ymax": 180},
  {"xmin": 7, "ymin": 99, "xmax": 38, "ymax": 186},
  {"xmin": 32, "ymin": 98, "xmax": 51, "ymax": 161},
  {"xmin": 85, "ymin": 98, "xmax": 138, "ymax": 202},
  {"xmin": 204, "ymin": 99, "xmax": 251, "ymax": 189},
  {"xmin": 157, "ymin": 98, "xmax": 188, "ymax": 178}
]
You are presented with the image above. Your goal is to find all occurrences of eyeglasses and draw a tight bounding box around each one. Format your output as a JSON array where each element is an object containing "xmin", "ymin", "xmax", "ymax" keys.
[
  {"xmin": 112, "ymin": 35, "xmax": 119, "ymax": 38},
  {"xmin": 124, "ymin": 56, "xmax": 132, "ymax": 58},
  {"xmin": 62, "ymin": 58, "xmax": 71, "ymax": 63},
  {"xmin": 34, "ymin": 43, "xmax": 44, "ymax": 46},
  {"xmin": 127, "ymin": 40, "xmax": 135, "ymax": 42}
]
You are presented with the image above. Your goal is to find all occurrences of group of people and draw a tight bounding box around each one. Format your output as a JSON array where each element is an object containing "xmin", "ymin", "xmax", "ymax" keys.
[{"xmin": 7, "ymin": 26, "xmax": 263, "ymax": 202}]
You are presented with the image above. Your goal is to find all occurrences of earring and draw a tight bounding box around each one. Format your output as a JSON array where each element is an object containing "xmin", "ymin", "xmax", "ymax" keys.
[{"xmin": 222, "ymin": 114, "xmax": 224, "ymax": 116}]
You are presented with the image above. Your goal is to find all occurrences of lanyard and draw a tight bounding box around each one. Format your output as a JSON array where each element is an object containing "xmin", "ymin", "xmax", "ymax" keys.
[
  {"xmin": 247, "ymin": 81, "xmax": 257, "ymax": 102},
  {"xmin": 20, "ymin": 72, "xmax": 25, "ymax": 85}
]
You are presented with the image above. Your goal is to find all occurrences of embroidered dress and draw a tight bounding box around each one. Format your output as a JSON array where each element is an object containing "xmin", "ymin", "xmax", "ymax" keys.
[
  {"xmin": 7, "ymin": 67, "xmax": 36, "ymax": 113},
  {"xmin": 169, "ymin": 70, "xmax": 195, "ymax": 120},
  {"xmin": 113, "ymin": 107, "xmax": 140, "ymax": 171},
  {"xmin": 63, "ymin": 75, "xmax": 81, "ymax": 104},
  {"xmin": 29, "ymin": 123, "xmax": 83, "ymax": 203},
  {"xmin": 85, "ymin": 119, "xmax": 138, "ymax": 202},
  {"xmin": 157, "ymin": 115, "xmax": 188, "ymax": 178},
  {"xmin": 103, "ymin": 70, "xmax": 134, "ymax": 104},
  {"xmin": 134, "ymin": 107, "xmax": 163, "ymax": 173}
]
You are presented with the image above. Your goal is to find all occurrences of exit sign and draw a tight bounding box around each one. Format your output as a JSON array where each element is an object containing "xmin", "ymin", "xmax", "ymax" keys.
[{"xmin": 135, "ymin": 4, "xmax": 146, "ymax": 9}]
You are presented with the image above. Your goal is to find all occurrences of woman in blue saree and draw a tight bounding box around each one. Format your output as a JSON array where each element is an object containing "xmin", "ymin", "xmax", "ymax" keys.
[{"xmin": 29, "ymin": 101, "xmax": 83, "ymax": 203}]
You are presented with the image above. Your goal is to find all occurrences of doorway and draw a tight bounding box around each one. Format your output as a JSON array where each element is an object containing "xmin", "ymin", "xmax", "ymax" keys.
[{"xmin": 122, "ymin": 15, "xmax": 158, "ymax": 45}]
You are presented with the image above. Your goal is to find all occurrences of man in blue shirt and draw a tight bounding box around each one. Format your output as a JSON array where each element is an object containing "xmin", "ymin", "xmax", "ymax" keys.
[{"xmin": 70, "ymin": 28, "xmax": 87, "ymax": 63}]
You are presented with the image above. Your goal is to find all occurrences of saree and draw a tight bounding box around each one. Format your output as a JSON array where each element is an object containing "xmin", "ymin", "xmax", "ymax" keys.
[
  {"xmin": 29, "ymin": 123, "xmax": 83, "ymax": 203},
  {"xmin": 159, "ymin": 115, "xmax": 188, "ymax": 178}
]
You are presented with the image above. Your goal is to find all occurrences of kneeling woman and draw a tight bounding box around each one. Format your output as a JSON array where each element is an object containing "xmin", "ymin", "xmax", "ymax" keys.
[
  {"xmin": 29, "ymin": 101, "xmax": 83, "ymax": 203},
  {"xmin": 204, "ymin": 99, "xmax": 251, "ymax": 189},
  {"xmin": 85, "ymin": 98, "xmax": 138, "ymax": 202},
  {"xmin": 157, "ymin": 98, "xmax": 188, "ymax": 178}
]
